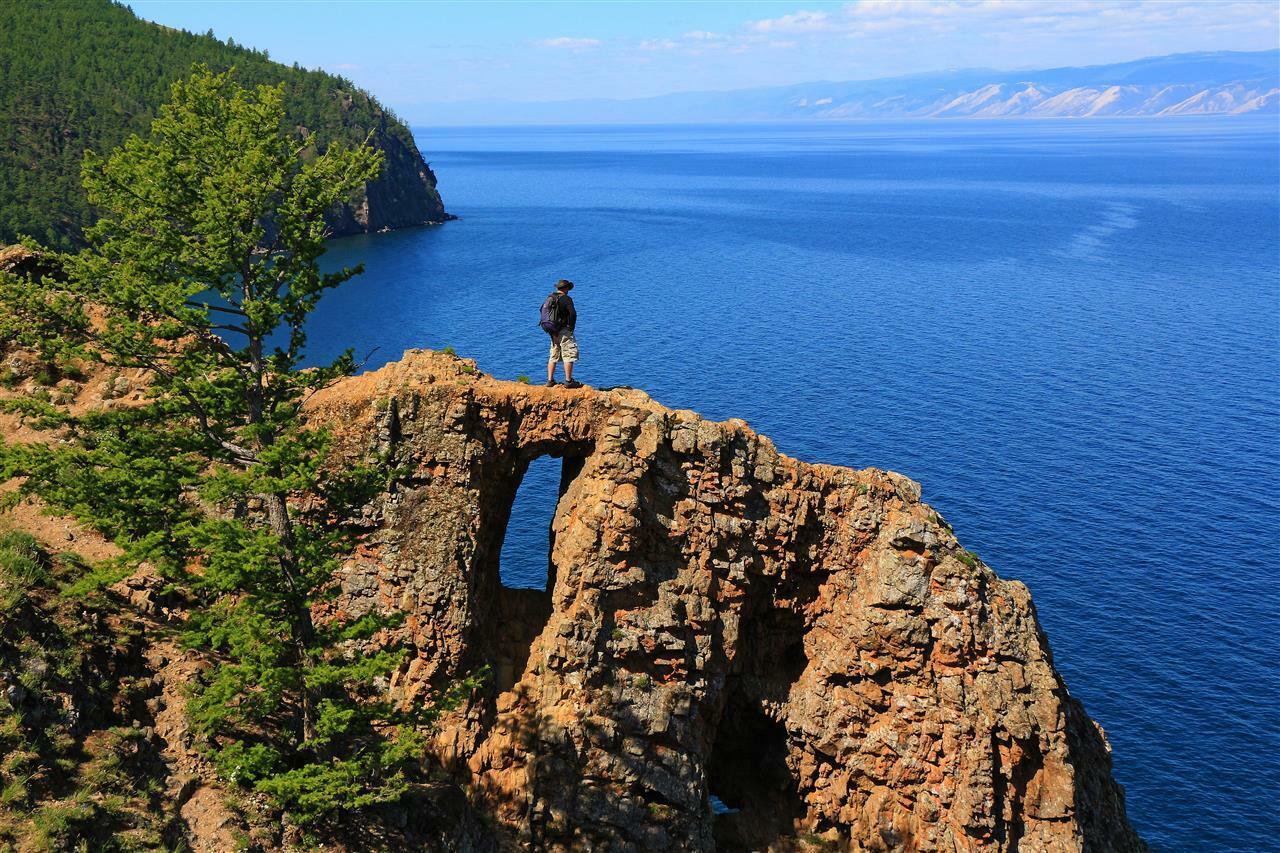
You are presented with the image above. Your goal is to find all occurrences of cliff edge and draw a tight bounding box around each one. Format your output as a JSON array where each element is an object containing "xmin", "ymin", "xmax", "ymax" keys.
[
  {"xmin": 304, "ymin": 350, "xmax": 1145, "ymax": 852},
  {"xmin": 315, "ymin": 90, "xmax": 451, "ymax": 237}
]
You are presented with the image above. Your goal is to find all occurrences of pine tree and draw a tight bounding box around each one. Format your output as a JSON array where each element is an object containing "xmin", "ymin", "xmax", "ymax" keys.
[{"xmin": 0, "ymin": 67, "xmax": 470, "ymax": 827}]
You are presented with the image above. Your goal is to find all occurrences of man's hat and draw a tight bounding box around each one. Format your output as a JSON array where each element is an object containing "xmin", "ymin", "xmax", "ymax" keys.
[{"xmin": 556, "ymin": 279, "xmax": 574, "ymax": 291}]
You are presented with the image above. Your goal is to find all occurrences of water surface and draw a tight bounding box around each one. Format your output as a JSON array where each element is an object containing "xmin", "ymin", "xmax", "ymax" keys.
[{"xmin": 309, "ymin": 120, "xmax": 1280, "ymax": 850}]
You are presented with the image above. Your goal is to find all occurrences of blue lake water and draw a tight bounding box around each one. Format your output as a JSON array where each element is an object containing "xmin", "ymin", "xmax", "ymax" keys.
[{"xmin": 309, "ymin": 120, "xmax": 1280, "ymax": 850}]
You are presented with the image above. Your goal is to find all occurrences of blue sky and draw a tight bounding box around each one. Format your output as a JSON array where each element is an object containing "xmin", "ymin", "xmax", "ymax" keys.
[{"xmin": 131, "ymin": 1, "xmax": 1280, "ymax": 116}]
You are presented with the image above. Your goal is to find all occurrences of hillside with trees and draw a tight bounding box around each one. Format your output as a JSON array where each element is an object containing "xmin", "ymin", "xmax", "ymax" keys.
[
  {"xmin": 0, "ymin": 68, "xmax": 478, "ymax": 850},
  {"xmin": 0, "ymin": 0, "xmax": 448, "ymax": 250}
]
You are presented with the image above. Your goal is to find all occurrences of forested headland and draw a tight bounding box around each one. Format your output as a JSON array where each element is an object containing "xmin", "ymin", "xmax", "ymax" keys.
[{"xmin": 0, "ymin": 0, "xmax": 447, "ymax": 250}]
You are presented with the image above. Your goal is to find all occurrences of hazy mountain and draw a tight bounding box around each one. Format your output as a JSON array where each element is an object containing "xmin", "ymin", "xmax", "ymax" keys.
[{"xmin": 417, "ymin": 50, "xmax": 1279, "ymax": 125}]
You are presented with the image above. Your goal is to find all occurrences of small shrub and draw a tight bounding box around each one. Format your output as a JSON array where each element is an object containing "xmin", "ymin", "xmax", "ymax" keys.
[
  {"xmin": 0, "ymin": 583, "xmax": 23, "ymax": 610},
  {"xmin": 211, "ymin": 740, "xmax": 282, "ymax": 787},
  {"xmin": 611, "ymin": 627, "xmax": 625, "ymax": 641},
  {"xmin": 28, "ymin": 796, "xmax": 99, "ymax": 851},
  {"xmin": 441, "ymin": 345, "xmax": 456, "ymax": 356},
  {"xmin": 460, "ymin": 364, "xmax": 475, "ymax": 374},
  {"xmin": 32, "ymin": 361, "xmax": 59, "ymax": 387},
  {"xmin": 0, "ymin": 530, "xmax": 50, "ymax": 585},
  {"xmin": 1, "ymin": 776, "xmax": 29, "ymax": 807},
  {"xmin": 517, "ymin": 374, "xmax": 530, "ymax": 384},
  {"xmin": 955, "ymin": 549, "xmax": 979, "ymax": 569},
  {"xmin": 633, "ymin": 674, "xmax": 651, "ymax": 690},
  {"xmin": 0, "ymin": 368, "xmax": 21, "ymax": 389},
  {"xmin": 59, "ymin": 557, "xmax": 131, "ymax": 601},
  {"xmin": 647, "ymin": 802, "xmax": 673, "ymax": 821}
]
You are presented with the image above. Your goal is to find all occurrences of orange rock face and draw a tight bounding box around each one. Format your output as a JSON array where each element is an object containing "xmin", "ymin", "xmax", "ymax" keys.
[{"xmin": 308, "ymin": 350, "xmax": 1145, "ymax": 852}]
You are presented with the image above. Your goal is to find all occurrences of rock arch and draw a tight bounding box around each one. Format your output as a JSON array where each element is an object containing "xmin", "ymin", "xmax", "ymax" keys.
[{"xmin": 310, "ymin": 351, "xmax": 1145, "ymax": 852}]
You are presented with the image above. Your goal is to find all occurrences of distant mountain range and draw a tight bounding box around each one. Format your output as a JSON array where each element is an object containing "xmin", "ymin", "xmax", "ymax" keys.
[{"xmin": 419, "ymin": 50, "xmax": 1279, "ymax": 125}]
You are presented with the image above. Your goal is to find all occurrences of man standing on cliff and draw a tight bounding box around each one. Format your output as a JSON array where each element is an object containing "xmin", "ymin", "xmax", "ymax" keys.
[{"xmin": 541, "ymin": 279, "xmax": 581, "ymax": 388}]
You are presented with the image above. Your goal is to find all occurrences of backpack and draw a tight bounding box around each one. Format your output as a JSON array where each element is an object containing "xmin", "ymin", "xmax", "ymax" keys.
[{"xmin": 539, "ymin": 292, "xmax": 569, "ymax": 335}]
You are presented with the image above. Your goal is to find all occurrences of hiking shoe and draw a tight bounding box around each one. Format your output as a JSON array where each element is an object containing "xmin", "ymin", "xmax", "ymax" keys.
[
  {"xmin": 564, "ymin": 380, "xmax": 583, "ymax": 389},
  {"xmin": 545, "ymin": 379, "xmax": 558, "ymax": 387}
]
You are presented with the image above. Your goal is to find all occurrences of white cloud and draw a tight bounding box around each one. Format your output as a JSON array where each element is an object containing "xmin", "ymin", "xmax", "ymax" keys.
[
  {"xmin": 749, "ymin": 9, "xmax": 831, "ymax": 34},
  {"xmin": 334, "ymin": 62, "xmax": 361, "ymax": 71},
  {"xmin": 745, "ymin": 0, "xmax": 1278, "ymax": 39},
  {"xmin": 512, "ymin": 0, "xmax": 1277, "ymax": 100},
  {"xmin": 534, "ymin": 36, "xmax": 602, "ymax": 49}
]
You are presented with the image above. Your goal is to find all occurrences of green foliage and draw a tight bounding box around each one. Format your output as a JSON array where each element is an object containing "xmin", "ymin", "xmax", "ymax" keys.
[
  {"xmin": 0, "ymin": 546, "xmax": 168, "ymax": 850},
  {"xmin": 647, "ymin": 802, "xmax": 673, "ymax": 822},
  {"xmin": 211, "ymin": 740, "xmax": 284, "ymax": 786},
  {"xmin": 0, "ymin": 529, "xmax": 51, "ymax": 586},
  {"xmin": 517, "ymin": 374, "xmax": 531, "ymax": 384},
  {"xmin": 955, "ymin": 549, "xmax": 980, "ymax": 569},
  {"xmin": 58, "ymin": 556, "xmax": 134, "ymax": 601},
  {"xmin": 441, "ymin": 345, "xmax": 456, "ymax": 356},
  {"xmin": 0, "ymin": 68, "xmax": 465, "ymax": 830},
  {"xmin": 0, "ymin": 0, "xmax": 438, "ymax": 250},
  {"xmin": 31, "ymin": 361, "xmax": 60, "ymax": 387},
  {"xmin": 253, "ymin": 727, "xmax": 420, "ymax": 825}
]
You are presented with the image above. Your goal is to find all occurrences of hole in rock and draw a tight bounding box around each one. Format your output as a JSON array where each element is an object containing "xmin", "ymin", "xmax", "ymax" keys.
[
  {"xmin": 708, "ymin": 689, "xmax": 805, "ymax": 850},
  {"xmin": 743, "ymin": 605, "xmax": 809, "ymax": 701},
  {"xmin": 490, "ymin": 454, "xmax": 587, "ymax": 694},
  {"xmin": 708, "ymin": 794, "xmax": 739, "ymax": 816},
  {"xmin": 499, "ymin": 454, "xmax": 561, "ymax": 592}
]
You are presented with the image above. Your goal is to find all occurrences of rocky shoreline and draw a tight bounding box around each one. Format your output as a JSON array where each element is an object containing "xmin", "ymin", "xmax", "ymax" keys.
[{"xmin": 321, "ymin": 108, "xmax": 452, "ymax": 238}]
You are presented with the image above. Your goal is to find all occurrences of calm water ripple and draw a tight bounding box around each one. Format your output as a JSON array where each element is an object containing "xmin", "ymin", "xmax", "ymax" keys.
[{"xmin": 308, "ymin": 119, "xmax": 1279, "ymax": 850}]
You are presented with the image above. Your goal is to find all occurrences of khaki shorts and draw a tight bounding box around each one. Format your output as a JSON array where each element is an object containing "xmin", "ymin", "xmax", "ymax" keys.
[{"xmin": 549, "ymin": 331, "xmax": 580, "ymax": 363}]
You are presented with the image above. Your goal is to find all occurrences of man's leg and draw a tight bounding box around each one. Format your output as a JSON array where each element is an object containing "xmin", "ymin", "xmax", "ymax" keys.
[
  {"xmin": 547, "ymin": 359, "xmax": 556, "ymax": 383},
  {"xmin": 561, "ymin": 332, "xmax": 581, "ymax": 387}
]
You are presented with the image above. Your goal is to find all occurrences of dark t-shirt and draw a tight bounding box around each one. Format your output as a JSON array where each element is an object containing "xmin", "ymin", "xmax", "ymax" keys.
[{"xmin": 555, "ymin": 292, "xmax": 576, "ymax": 333}]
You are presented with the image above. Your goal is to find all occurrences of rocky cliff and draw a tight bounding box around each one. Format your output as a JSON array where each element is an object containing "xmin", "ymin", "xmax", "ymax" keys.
[
  {"xmin": 317, "ymin": 94, "xmax": 452, "ymax": 237},
  {"xmin": 300, "ymin": 350, "xmax": 1145, "ymax": 851}
]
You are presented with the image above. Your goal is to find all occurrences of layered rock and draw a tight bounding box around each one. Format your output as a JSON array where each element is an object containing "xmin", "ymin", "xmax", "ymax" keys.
[{"xmin": 308, "ymin": 350, "xmax": 1145, "ymax": 852}]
